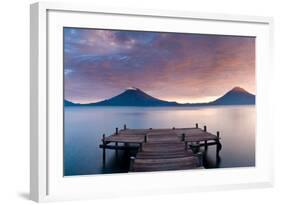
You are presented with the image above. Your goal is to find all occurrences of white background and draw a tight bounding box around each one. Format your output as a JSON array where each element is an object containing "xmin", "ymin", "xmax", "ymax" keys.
[{"xmin": 0, "ymin": 0, "xmax": 280, "ymax": 204}]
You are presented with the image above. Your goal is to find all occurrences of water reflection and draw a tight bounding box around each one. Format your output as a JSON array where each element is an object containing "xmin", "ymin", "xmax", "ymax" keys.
[{"xmin": 64, "ymin": 105, "xmax": 255, "ymax": 176}]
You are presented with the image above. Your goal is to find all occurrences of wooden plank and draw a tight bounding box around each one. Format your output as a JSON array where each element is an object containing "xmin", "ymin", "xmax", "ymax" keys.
[
  {"xmin": 146, "ymin": 136, "xmax": 181, "ymax": 143},
  {"xmin": 137, "ymin": 149, "xmax": 194, "ymax": 155},
  {"xmin": 141, "ymin": 144, "xmax": 186, "ymax": 152},
  {"xmin": 132, "ymin": 156, "xmax": 199, "ymax": 172},
  {"xmin": 142, "ymin": 142, "xmax": 184, "ymax": 146},
  {"xmin": 99, "ymin": 144, "xmax": 139, "ymax": 150},
  {"xmin": 175, "ymin": 128, "xmax": 202, "ymax": 135},
  {"xmin": 187, "ymin": 132, "xmax": 217, "ymax": 138},
  {"xmin": 136, "ymin": 150, "xmax": 194, "ymax": 159},
  {"xmin": 104, "ymin": 135, "xmax": 145, "ymax": 143},
  {"xmin": 102, "ymin": 128, "xmax": 219, "ymax": 148},
  {"xmin": 133, "ymin": 156, "xmax": 198, "ymax": 164},
  {"xmin": 119, "ymin": 129, "xmax": 149, "ymax": 135},
  {"xmin": 186, "ymin": 135, "xmax": 217, "ymax": 142}
]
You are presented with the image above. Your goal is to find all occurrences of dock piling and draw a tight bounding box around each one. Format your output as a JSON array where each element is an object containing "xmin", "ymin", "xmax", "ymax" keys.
[
  {"xmin": 144, "ymin": 134, "xmax": 147, "ymax": 143},
  {"xmin": 129, "ymin": 156, "xmax": 135, "ymax": 171},
  {"xmin": 204, "ymin": 140, "xmax": 208, "ymax": 150},
  {"xmin": 203, "ymin": 125, "xmax": 207, "ymax": 132},
  {"xmin": 185, "ymin": 141, "xmax": 188, "ymax": 150},
  {"xmin": 115, "ymin": 142, "xmax": 118, "ymax": 157},
  {"xmin": 181, "ymin": 133, "xmax": 186, "ymax": 142},
  {"xmin": 139, "ymin": 143, "xmax": 143, "ymax": 152},
  {"xmin": 124, "ymin": 124, "xmax": 127, "ymax": 130},
  {"xmin": 196, "ymin": 123, "xmax": 198, "ymax": 128},
  {"xmin": 216, "ymin": 131, "xmax": 222, "ymax": 157},
  {"xmin": 115, "ymin": 127, "xmax": 119, "ymax": 135},
  {"xmin": 102, "ymin": 134, "xmax": 106, "ymax": 165},
  {"xmin": 197, "ymin": 152, "xmax": 203, "ymax": 167}
]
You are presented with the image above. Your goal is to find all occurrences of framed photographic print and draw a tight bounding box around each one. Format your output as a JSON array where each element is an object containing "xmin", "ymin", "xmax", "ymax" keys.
[{"xmin": 30, "ymin": 2, "xmax": 274, "ymax": 202}]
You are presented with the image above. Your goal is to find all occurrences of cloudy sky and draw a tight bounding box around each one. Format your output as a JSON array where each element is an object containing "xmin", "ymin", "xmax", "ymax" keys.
[{"xmin": 64, "ymin": 28, "xmax": 255, "ymax": 104}]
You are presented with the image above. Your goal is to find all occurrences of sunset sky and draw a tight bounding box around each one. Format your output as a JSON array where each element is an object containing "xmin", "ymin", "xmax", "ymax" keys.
[{"xmin": 64, "ymin": 28, "xmax": 255, "ymax": 104}]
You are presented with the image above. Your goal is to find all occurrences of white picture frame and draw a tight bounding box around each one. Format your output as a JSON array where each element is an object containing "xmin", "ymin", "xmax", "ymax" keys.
[{"xmin": 30, "ymin": 2, "xmax": 274, "ymax": 202}]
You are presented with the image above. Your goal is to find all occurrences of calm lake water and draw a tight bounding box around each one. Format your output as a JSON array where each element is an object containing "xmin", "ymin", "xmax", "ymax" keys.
[{"xmin": 64, "ymin": 106, "xmax": 255, "ymax": 176}]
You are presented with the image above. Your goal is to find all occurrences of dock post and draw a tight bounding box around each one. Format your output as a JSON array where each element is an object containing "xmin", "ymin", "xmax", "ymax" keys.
[
  {"xmin": 102, "ymin": 134, "xmax": 106, "ymax": 165},
  {"xmin": 144, "ymin": 134, "xmax": 147, "ymax": 143},
  {"xmin": 197, "ymin": 152, "xmax": 203, "ymax": 167},
  {"xmin": 182, "ymin": 133, "xmax": 185, "ymax": 142},
  {"xmin": 184, "ymin": 134, "xmax": 188, "ymax": 150},
  {"xmin": 139, "ymin": 143, "xmax": 143, "ymax": 152},
  {"xmin": 124, "ymin": 142, "xmax": 129, "ymax": 155},
  {"xmin": 115, "ymin": 127, "xmax": 119, "ymax": 135},
  {"xmin": 215, "ymin": 131, "xmax": 222, "ymax": 166},
  {"xmin": 129, "ymin": 156, "xmax": 135, "ymax": 171},
  {"xmin": 216, "ymin": 131, "xmax": 222, "ymax": 156},
  {"xmin": 203, "ymin": 125, "xmax": 207, "ymax": 132},
  {"xmin": 115, "ymin": 142, "xmax": 118, "ymax": 157},
  {"xmin": 124, "ymin": 124, "xmax": 127, "ymax": 130},
  {"xmin": 185, "ymin": 141, "xmax": 188, "ymax": 150},
  {"xmin": 196, "ymin": 123, "xmax": 198, "ymax": 128},
  {"xmin": 204, "ymin": 140, "xmax": 208, "ymax": 151}
]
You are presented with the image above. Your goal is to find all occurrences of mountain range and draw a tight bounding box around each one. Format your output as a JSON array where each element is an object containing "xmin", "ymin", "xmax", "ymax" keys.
[{"xmin": 64, "ymin": 86, "xmax": 255, "ymax": 107}]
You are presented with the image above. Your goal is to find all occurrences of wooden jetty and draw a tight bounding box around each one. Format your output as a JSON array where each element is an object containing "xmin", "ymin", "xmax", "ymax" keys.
[{"xmin": 99, "ymin": 124, "xmax": 222, "ymax": 172}]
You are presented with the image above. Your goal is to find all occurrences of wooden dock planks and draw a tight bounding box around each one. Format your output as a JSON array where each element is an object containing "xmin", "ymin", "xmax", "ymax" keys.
[
  {"xmin": 100, "ymin": 125, "xmax": 222, "ymax": 172},
  {"xmin": 105, "ymin": 127, "xmax": 219, "ymax": 144},
  {"xmin": 132, "ymin": 156, "xmax": 200, "ymax": 172},
  {"xmin": 131, "ymin": 130, "xmax": 200, "ymax": 172}
]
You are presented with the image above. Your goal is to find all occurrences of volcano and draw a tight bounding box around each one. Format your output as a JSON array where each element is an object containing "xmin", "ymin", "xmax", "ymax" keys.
[
  {"xmin": 64, "ymin": 86, "xmax": 255, "ymax": 106},
  {"xmin": 210, "ymin": 86, "xmax": 255, "ymax": 105},
  {"xmin": 88, "ymin": 87, "xmax": 178, "ymax": 106}
]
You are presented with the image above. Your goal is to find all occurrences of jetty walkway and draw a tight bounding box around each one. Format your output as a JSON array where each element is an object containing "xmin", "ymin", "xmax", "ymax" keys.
[{"xmin": 99, "ymin": 124, "xmax": 222, "ymax": 172}]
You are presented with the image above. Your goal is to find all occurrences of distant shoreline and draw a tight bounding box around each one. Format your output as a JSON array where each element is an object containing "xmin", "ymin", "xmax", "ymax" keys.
[
  {"xmin": 64, "ymin": 104, "xmax": 255, "ymax": 108},
  {"xmin": 65, "ymin": 86, "xmax": 255, "ymax": 107}
]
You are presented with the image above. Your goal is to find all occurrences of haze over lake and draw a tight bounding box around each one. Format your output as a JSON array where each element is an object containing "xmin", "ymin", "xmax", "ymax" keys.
[{"xmin": 64, "ymin": 105, "xmax": 255, "ymax": 176}]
